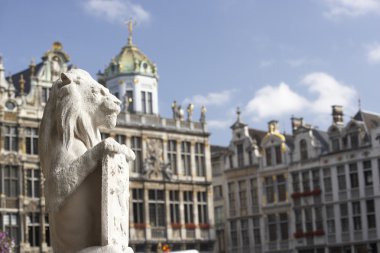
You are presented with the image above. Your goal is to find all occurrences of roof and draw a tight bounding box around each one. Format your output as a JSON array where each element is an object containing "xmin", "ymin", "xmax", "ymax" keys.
[
  {"xmin": 211, "ymin": 145, "xmax": 229, "ymax": 154},
  {"xmin": 104, "ymin": 42, "xmax": 158, "ymax": 80},
  {"xmin": 10, "ymin": 62, "xmax": 43, "ymax": 96},
  {"xmin": 353, "ymin": 110, "xmax": 380, "ymax": 130}
]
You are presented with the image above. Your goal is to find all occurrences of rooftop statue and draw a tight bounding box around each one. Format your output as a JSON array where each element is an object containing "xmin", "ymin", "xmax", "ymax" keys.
[{"xmin": 39, "ymin": 69, "xmax": 135, "ymax": 253}]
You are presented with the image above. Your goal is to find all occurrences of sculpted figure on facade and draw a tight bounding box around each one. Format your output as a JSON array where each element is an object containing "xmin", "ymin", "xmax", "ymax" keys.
[{"xmin": 39, "ymin": 69, "xmax": 135, "ymax": 253}]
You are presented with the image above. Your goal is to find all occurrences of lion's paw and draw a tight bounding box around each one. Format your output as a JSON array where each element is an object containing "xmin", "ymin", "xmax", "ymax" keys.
[{"xmin": 121, "ymin": 145, "xmax": 136, "ymax": 161}]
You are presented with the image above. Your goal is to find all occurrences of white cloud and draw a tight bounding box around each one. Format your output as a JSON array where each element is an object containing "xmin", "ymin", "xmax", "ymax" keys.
[
  {"xmin": 183, "ymin": 89, "xmax": 235, "ymax": 107},
  {"xmin": 323, "ymin": 0, "xmax": 380, "ymax": 18},
  {"xmin": 367, "ymin": 43, "xmax": 380, "ymax": 63},
  {"xmin": 82, "ymin": 0, "xmax": 150, "ymax": 24},
  {"xmin": 302, "ymin": 72, "xmax": 357, "ymax": 114},
  {"xmin": 245, "ymin": 83, "xmax": 309, "ymax": 121},
  {"xmin": 244, "ymin": 72, "xmax": 358, "ymax": 122},
  {"xmin": 259, "ymin": 60, "xmax": 274, "ymax": 68},
  {"xmin": 287, "ymin": 59, "xmax": 306, "ymax": 68}
]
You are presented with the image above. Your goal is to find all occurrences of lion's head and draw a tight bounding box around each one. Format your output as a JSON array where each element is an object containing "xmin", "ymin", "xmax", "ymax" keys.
[{"xmin": 39, "ymin": 68, "xmax": 121, "ymax": 177}]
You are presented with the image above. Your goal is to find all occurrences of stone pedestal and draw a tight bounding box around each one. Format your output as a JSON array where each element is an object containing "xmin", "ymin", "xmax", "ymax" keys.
[{"xmin": 101, "ymin": 153, "xmax": 132, "ymax": 252}]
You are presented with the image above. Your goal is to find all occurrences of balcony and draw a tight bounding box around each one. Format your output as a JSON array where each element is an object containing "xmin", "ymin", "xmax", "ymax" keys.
[{"xmin": 151, "ymin": 227, "xmax": 166, "ymax": 238}]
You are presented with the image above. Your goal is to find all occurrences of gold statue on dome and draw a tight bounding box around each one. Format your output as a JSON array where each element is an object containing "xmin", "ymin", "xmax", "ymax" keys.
[{"xmin": 125, "ymin": 19, "xmax": 136, "ymax": 45}]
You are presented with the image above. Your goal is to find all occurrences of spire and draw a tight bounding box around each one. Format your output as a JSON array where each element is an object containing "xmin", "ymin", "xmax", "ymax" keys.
[
  {"xmin": 0, "ymin": 55, "xmax": 7, "ymax": 90},
  {"xmin": 125, "ymin": 19, "xmax": 136, "ymax": 46},
  {"xmin": 236, "ymin": 107, "xmax": 241, "ymax": 123},
  {"xmin": 29, "ymin": 58, "xmax": 36, "ymax": 77},
  {"xmin": 19, "ymin": 74, "xmax": 25, "ymax": 96}
]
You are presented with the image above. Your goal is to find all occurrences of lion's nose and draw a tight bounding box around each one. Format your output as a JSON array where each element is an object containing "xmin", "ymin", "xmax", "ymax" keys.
[{"xmin": 113, "ymin": 98, "xmax": 121, "ymax": 106}]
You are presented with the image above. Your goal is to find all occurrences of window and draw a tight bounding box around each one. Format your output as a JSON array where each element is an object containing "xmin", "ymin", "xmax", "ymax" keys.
[
  {"xmin": 131, "ymin": 136, "xmax": 142, "ymax": 173},
  {"xmin": 253, "ymin": 217, "xmax": 261, "ymax": 244},
  {"xmin": 349, "ymin": 163, "xmax": 359, "ymax": 188},
  {"xmin": 26, "ymin": 169, "xmax": 40, "ymax": 198},
  {"xmin": 265, "ymin": 177, "xmax": 275, "ymax": 204},
  {"xmin": 148, "ymin": 190, "xmax": 165, "ymax": 227},
  {"xmin": 363, "ymin": 160, "xmax": 373, "ymax": 186},
  {"xmin": 366, "ymin": 200, "xmax": 376, "ymax": 229},
  {"xmin": 302, "ymin": 171, "xmax": 311, "ymax": 192},
  {"xmin": 42, "ymin": 87, "xmax": 50, "ymax": 103},
  {"xmin": 237, "ymin": 144, "xmax": 244, "ymax": 167},
  {"xmin": 132, "ymin": 189, "xmax": 144, "ymax": 224},
  {"xmin": 268, "ymin": 214, "xmax": 277, "ymax": 241},
  {"xmin": 315, "ymin": 207, "xmax": 323, "ymax": 230},
  {"xmin": 292, "ymin": 173, "xmax": 300, "ymax": 192},
  {"xmin": 312, "ymin": 169, "xmax": 320, "ymax": 189},
  {"xmin": 45, "ymin": 215, "xmax": 50, "ymax": 246},
  {"xmin": 195, "ymin": 143, "xmax": 205, "ymax": 177},
  {"xmin": 326, "ymin": 205, "xmax": 335, "ymax": 234},
  {"xmin": 277, "ymin": 175, "xmax": 286, "ymax": 201},
  {"xmin": 184, "ymin": 191, "xmax": 194, "ymax": 224},
  {"xmin": 141, "ymin": 91, "xmax": 153, "ymax": 114},
  {"xmin": 323, "ymin": 168, "xmax": 332, "ymax": 193},
  {"xmin": 228, "ymin": 183, "xmax": 236, "ymax": 216},
  {"xmin": 229, "ymin": 155, "xmax": 234, "ymax": 168},
  {"xmin": 147, "ymin": 92, "xmax": 153, "ymax": 114},
  {"xmin": 214, "ymin": 206, "xmax": 224, "ymax": 225},
  {"xmin": 167, "ymin": 140, "xmax": 178, "ymax": 174},
  {"xmin": 350, "ymin": 133, "xmax": 359, "ymax": 148},
  {"xmin": 275, "ymin": 146, "xmax": 282, "ymax": 164},
  {"xmin": 279, "ymin": 213, "xmax": 288, "ymax": 240},
  {"xmin": 169, "ymin": 191, "xmax": 180, "ymax": 224},
  {"xmin": 295, "ymin": 208, "xmax": 303, "ymax": 232},
  {"xmin": 250, "ymin": 179, "xmax": 258, "ymax": 207},
  {"xmin": 27, "ymin": 213, "xmax": 40, "ymax": 246},
  {"xmin": 198, "ymin": 192, "xmax": 208, "ymax": 224},
  {"xmin": 340, "ymin": 203, "xmax": 349, "ymax": 232},
  {"xmin": 300, "ymin": 139, "xmax": 308, "ymax": 160},
  {"xmin": 241, "ymin": 219, "xmax": 249, "ymax": 245},
  {"xmin": 238, "ymin": 180, "xmax": 247, "ymax": 213},
  {"xmin": 25, "ymin": 127, "xmax": 38, "ymax": 155},
  {"xmin": 181, "ymin": 142, "xmax": 191, "ymax": 176},
  {"xmin": 115, "ymin": 134, "xmax": 126, "ymax": 144},
  {"xmin": 126, "ymin": 90, "xmax": 134, "ymax": 112},
  {"xmin": 332, "ymin": 138, "xmax": 340, "ymax": 151},
  {"xmin": 304, "ymin": 208, "xmax": 313, "ymax": 232},
  {"xmin": 230, "ymin": 221, "xmax": 238, "ymax": 247},
  {"xmin": 265, "ymin": 147, "xmax": 272, "ymax": 166},
  {"xmin": 352, "ymin": 201, "xmax": 362, "ymax": 231},
  {"xmin": 3, "ymin": 213, "xmax": 19, "ymax": 244},
  {"xmin": 4, "ymin": 126, "xmax": 18, "ymax": 151},
  {"xmin": 337, "ymin": 165, "xmax": 346, "ymax": 191},
  {"xmin": 3, "ymin": 165, "xmax": 19, "ymax": 197}
]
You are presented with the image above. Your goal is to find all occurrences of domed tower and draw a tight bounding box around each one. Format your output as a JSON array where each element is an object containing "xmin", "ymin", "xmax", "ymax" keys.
[{"xmin": 103, "ymin": 21, "xmax": 159, "ymax": 115}]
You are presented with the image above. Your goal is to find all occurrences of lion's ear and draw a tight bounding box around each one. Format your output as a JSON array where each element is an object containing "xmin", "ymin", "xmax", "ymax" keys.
[{"xmin": 61, "ymin": 72, "xmax": 72, "ymax": 86}]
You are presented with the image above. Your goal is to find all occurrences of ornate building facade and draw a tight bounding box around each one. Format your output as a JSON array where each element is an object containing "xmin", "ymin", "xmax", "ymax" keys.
[
  {"xmin": 212, "ymin": 106, "xmax": 380, "ymax": 253},
  {"xmin": 0, "ymin": 30, "xmax": 215, "ymax": 252}
]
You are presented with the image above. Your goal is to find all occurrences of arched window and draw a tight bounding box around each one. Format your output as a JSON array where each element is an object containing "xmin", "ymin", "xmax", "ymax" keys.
[{"xmin": 300, "ymin": 139, "xmax": 308, "ymax": 160}]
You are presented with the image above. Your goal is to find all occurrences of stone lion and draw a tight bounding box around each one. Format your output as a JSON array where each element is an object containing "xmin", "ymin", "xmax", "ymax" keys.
[{"xmin": 39, "ymin": 69, "xmax": 135, "ymax": 253}]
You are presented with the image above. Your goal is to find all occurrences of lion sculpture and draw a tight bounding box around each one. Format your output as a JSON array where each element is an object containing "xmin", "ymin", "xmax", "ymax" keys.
[{"xmin": 39, "ymin": 69, "xmax": 135, "ymax": 253}]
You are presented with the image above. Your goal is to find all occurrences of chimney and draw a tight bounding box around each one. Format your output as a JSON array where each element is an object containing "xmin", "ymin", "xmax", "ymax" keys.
[
  {"xmin": 332, "ymin": 105, "xmax": 344, "ymax": 125},
  {"xmin": 268, "ymin": 120, "xmax": 279, "ymax": 133},
  {"xmin": 291, "ymin": 116, "xmax": 304, "ymax": 133}
]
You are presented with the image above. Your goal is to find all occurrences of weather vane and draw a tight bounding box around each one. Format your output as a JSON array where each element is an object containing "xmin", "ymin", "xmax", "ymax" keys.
[{"xmin": 125, "ymin": 19, "xmax": 136, "ymax": 45}]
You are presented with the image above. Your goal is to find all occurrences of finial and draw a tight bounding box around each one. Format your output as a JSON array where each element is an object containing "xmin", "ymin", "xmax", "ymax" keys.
[
  {"xmin": 19, "ymin": 74, "xmax": 25, "ymax": 96},
  {"xmin": 125, "ymin": 19, "xmax": 136, "ymax": 46},
  {"xmin": 200, "ymin": 105, "xmax": 207, "ymax": 123},
  {"xmin": 30, "ymin": 58, "xmax": 36, "ymax": 76},
  {"xmin": 358, "ymin": 97, "xmax": 362, "ymax": 111},
  {"xmin": 236, "ymin": 107, "xmax": 241, "ymax": 122}
]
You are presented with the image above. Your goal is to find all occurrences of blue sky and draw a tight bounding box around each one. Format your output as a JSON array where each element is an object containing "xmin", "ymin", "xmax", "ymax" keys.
[{"xmin": 1, "ymin": 0, "xmax": 380, "ymax": 145}]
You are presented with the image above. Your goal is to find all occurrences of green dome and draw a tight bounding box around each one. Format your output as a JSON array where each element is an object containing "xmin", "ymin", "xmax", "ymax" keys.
[{"xmin": 104, "ymin": 42, "xmax": 158, "ymax": 79}]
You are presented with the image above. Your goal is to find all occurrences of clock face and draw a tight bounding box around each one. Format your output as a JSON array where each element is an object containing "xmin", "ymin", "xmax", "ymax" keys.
[{"xmin": 5, "ymin": 100, "xmax": 16, "ymax": 110}]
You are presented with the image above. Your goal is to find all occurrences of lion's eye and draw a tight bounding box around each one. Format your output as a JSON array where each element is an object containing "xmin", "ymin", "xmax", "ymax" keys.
[{"xmin": 100, "ymin": 89, "xmax": 106, "ymax": 96}]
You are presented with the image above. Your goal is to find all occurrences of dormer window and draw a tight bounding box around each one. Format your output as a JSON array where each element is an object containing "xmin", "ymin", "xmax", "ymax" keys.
[
  {"xmin": 237, "ymin": 144, "xmax": 244, "ymax": 167},
  {"xmin": 350, "ymin": 132, "xmax": 359, "ymax": 148},
  {"xmin": 300, "ymin": 139, "xmax": 308, "ymax": 160},
  {"xmin": 331, "ymin": 138, "xmax": 340, "ymax": 152},
  {"xmin": 275, "ymin": 146, "xmax": 282, "ymax": 164},
  {"xmin": 265, "ymin": 148, "xmax": 272, "ymax": 166}
]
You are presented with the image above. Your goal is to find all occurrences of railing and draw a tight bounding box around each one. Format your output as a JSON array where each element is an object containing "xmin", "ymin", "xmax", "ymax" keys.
[
  {"xmin": 151, "ymin": 227, "xmax": 166, "ymax": 238},
  {"xmin": 117, "ymin": 113, "xmax": 206, "ymax": 132},
  {"xmin": 186, "ymin": 229, "xmax": 196, "ymax": 238}
]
